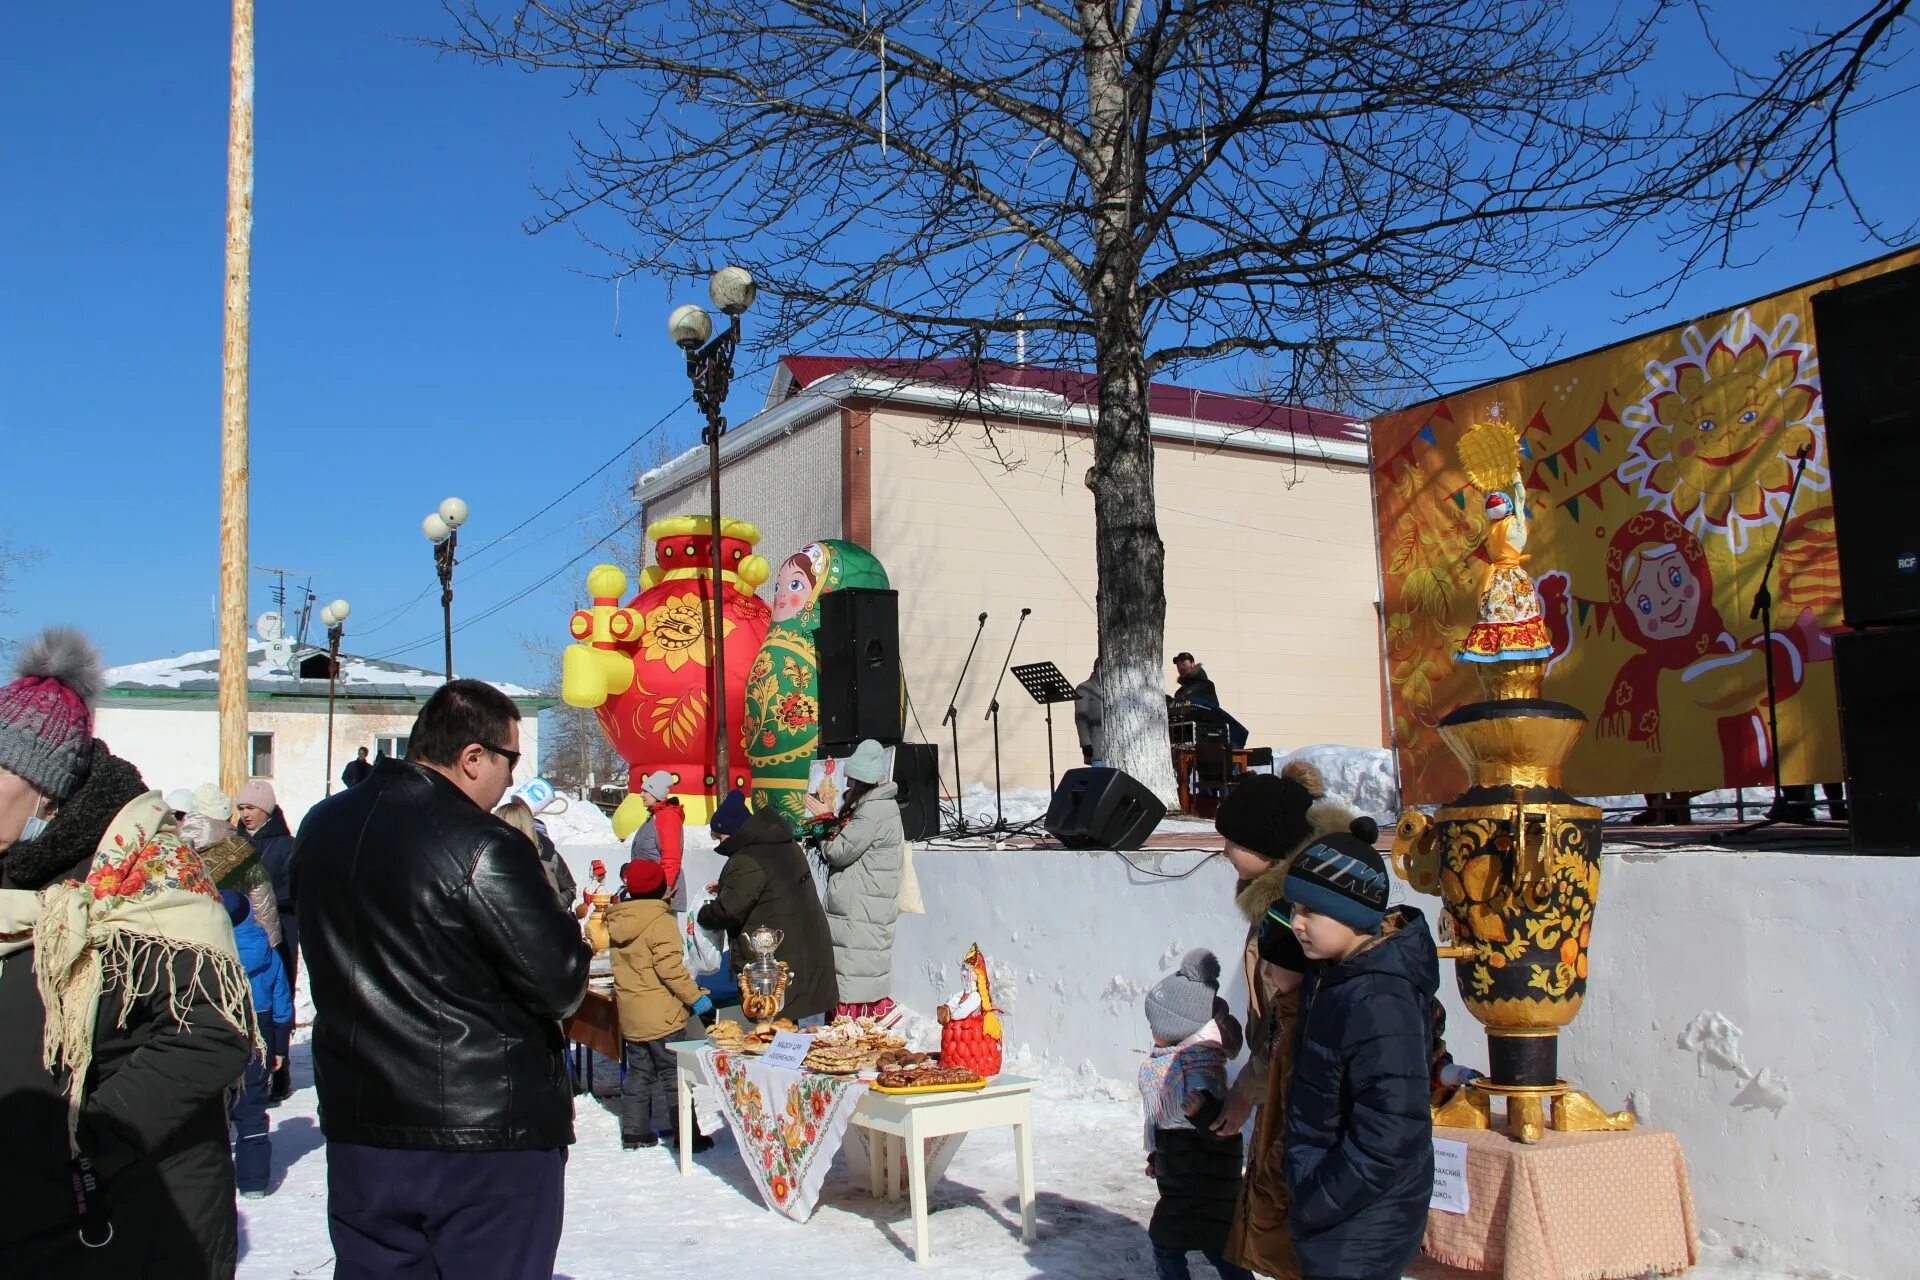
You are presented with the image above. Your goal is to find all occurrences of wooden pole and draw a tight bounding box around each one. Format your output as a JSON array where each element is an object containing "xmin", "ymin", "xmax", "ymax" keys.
[{"xmin": 218, "ymin": 0, "xmax": 255, "ymax": 798}]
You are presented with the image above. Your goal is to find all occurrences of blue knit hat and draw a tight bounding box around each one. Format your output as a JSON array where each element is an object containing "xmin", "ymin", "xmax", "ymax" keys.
[
  {"xmin": 709, "ymin": 789, "xmax": 751, "ymax": 837},
  {"xmin": 1284, "ymin": 831, "xmax": 1390, "ymax": 933}
]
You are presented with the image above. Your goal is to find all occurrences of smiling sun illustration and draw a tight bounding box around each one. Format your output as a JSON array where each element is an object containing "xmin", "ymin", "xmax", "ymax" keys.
[{"xmin": 1617, "ymin": 309, "xmax": 1826, "ymax": 553}]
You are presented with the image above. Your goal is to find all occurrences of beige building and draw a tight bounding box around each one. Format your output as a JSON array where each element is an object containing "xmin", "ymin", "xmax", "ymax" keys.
[
  {"xmin": 637, "ymin": 357, "xmax": 1383, "ymax": 796},
  {"xmin": 99, "ymin": 641, "xmax": 551, "ymax": 831}
]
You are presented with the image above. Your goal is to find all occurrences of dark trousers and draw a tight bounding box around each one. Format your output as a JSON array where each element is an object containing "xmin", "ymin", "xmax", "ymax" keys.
[
  {"xmin": 327, "ymin": 1143, "xmax": 565, "ymax": 1280},
  {"xmin": 620, "ymin": 1024, "xmax": 693, "ymax": 1137},
  {"xmin": 232, "ymin": 1054, "xmax": 273, "ymax": 1192},
  {"xmin": 272, "ymin": 910, "xmax": 299, "ymax": 1099},
  {"xmin": 1154, "ymin": 1245, "xmax": 1253, "ymax": 1280}
]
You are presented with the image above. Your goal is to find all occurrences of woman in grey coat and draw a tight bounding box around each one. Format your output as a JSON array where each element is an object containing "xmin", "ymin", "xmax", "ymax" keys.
[{"xmin": 805, "ymin": 740, "xmax": 904, "ymax": 1018}]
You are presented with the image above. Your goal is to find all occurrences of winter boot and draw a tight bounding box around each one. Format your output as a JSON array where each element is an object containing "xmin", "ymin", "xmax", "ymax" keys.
[{"xmin": 622, "ymin": 1133, "xmax": 659, "ymax": 1150}]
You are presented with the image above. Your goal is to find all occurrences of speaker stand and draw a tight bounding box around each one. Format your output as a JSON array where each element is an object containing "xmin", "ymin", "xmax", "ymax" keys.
[{"xmin": 979, "ymin": 609, "xmax": 1031, "ymax": 836}]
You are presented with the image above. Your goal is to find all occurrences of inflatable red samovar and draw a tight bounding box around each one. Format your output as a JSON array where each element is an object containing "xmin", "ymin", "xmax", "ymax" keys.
[{"xmin": 562, "ymin": 516, "xmax": 771, "ymax": 834}]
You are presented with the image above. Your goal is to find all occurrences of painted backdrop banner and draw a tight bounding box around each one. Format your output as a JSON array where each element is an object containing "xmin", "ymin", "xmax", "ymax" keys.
[{"xmin": 1373, "ymin": 248, "xmax": 1920, "ymax": 805}]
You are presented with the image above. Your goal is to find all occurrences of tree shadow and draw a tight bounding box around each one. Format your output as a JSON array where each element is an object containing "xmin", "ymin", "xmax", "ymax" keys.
[{"xmin": 815, "ymin": 1169, "xmax": 1160, "ymax": 1275}]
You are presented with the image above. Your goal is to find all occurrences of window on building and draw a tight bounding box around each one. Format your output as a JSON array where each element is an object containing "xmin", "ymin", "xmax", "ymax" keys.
[
  {"xmin": 376, "ymin": 734, "xmax": 408, "ymax": 760},
  {"xmin": 249, "ymin": 732, "xmax": 274, "ymax": 778}
]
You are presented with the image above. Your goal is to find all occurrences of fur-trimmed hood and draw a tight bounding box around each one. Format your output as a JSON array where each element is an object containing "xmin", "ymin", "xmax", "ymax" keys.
[{"xmin": 1234, "ymin": 791, "xmax": 1368, "ymax": 926}]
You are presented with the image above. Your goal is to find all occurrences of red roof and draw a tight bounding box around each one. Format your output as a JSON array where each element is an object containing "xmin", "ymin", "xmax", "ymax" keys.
[{"xmin": 777, "ymin": 355, "xmax": 1364, "ymax": 446}]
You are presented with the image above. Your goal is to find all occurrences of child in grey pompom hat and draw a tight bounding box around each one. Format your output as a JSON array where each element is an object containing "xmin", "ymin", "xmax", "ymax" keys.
[{"xmin": 1138, "ymin": 949, "xmax": 1253, "ymax": 1279}]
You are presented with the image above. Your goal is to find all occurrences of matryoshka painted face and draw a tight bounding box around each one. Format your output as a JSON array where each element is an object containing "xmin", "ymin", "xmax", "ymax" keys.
[
  {"xmin": 1626, "ymin": 546, "xmax": 1701, "ymax": 642},
  {"xmin": 771, "ymin": 555, "xmax": 817, "ymax": 622}
]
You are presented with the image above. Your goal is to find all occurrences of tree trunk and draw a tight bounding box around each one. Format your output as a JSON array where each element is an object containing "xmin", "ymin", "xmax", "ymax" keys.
[
  {"xmin": 1081, "ymin": 0, "xmax": 1177, "ymax": 806},
  {"xmin": 1086, "ymin": 302, "xmax": 1176, "ymax": 805}
]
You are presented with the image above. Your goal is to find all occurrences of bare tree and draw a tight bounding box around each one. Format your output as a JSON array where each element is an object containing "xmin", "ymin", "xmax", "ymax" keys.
[
  {"xmin": 1661, "ymin": 0, "xmax": 1917, "ymax": 285},
  {"xmin": 0, "ymin": 534, "xmax": 43, "ymax": 656},
  {"xmin": 434, "ymin": 0, "xmax": 1875, "ymax": 797}
]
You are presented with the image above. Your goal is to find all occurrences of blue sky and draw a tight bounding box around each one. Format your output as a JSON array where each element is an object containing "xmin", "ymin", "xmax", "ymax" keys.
[{"xmin": 3, "ymin": 2, "xmax": 1915, "ymax": 690}]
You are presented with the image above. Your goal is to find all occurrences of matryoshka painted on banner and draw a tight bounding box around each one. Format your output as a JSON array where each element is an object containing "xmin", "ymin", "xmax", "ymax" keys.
[{"xmin": 744, "ymin": 540, "xmax": 890, "ymax": 833}]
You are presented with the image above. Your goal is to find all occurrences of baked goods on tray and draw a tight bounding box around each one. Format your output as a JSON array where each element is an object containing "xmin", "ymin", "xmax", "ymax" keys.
[{"xmin": 875, "ymin": 1065, "xmax": 983, "ymax": 1090}]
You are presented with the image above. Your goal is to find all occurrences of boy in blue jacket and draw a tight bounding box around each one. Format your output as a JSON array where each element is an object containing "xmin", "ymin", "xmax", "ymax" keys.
[
  {"xmin": 1280, "ymin": 833, "xmax": 1439, "ymax": 1280},
  {"xmin": 223, "ymin": 889, "xmax": 292, "ymax": 1198}
]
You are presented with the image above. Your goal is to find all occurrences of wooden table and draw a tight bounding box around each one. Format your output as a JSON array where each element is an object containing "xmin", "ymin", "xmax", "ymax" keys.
[
  {"xmin": 564, "ymin": 989, "xmax": 621, "ymax": 1091},
  {"xmin": 670, "ymin": 1041, "xmax": 1038, "ymax": 1263}
]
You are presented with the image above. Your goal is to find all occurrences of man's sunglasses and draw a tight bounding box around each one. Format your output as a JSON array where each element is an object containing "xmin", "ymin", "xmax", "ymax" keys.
[{"xmin": 480, "ymin": 742, "xmax": 521, "ymax": 771}]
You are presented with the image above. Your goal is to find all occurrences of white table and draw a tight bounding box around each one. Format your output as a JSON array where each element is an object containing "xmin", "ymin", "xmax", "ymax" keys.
[{"xmin": 671, "ymin": 1042, "xmax": 1037, "ymax": 1263}]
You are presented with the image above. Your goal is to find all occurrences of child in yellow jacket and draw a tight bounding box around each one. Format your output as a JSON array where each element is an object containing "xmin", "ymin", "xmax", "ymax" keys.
[{"xmin": 608, "ymin": 859, "xmax": 713, "ymax": 1151}]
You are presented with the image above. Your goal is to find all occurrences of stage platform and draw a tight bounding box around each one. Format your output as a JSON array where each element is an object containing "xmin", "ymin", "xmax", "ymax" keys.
[{"xmin": 917, "ymin": 812, "xmax": 1864, "ymax": 856}]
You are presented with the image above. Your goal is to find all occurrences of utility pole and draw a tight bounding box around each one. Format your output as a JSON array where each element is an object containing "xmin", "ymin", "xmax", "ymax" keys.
[{"xmin": 218, "ymin": 0, "xmax": 255, "ymax": 798}]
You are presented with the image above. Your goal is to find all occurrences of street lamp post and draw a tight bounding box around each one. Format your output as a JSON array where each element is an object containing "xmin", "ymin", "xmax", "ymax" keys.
[
  {"xmin": 319, "ymin": 598, "xmax": 350, "ymax": 795},
  {"xmin": 422, "ymin": 496, "xmax": 469, "ymax": 681},
  {"xmin": 670, "ymin": 266, "xmax": 756, "ymax": 808}
]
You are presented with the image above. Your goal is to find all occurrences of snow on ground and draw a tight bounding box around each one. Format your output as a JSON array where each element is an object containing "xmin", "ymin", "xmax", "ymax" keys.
[{"xmin": 239, "ymin": 1019, "xmax": 1830, "ymax": 1280}]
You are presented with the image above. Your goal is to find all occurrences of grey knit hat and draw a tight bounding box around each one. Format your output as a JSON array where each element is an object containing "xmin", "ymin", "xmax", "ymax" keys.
[
  {"xmin": 845, "ymin": 739, "xmax": 889, "ymax": 785},
  {"xmin": 0, "ymin": 627, "xmax": 105, "ymax": 801},
  {"xmin": 1145, "ymin": 949, "xmax": 1223, "ymax": 1044}
]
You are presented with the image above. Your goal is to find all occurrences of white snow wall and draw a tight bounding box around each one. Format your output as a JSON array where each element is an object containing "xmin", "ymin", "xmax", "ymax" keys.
[{"xmin": 657, "ymin": 836, "xmax": 1914, "ymax": 1276}]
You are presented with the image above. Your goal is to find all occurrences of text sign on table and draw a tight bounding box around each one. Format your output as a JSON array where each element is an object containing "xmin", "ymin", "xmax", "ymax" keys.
[
  {"xmin": 761, "ymin": 1032, "xmax": 814, "ymax": 1071},
  {"xmin": 1431, "ymin": 1137, "xmax": 1470, "ymax": 1215}
]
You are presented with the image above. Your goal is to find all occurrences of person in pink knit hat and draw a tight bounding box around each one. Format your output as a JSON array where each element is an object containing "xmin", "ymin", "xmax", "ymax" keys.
[
  {"xmin": 0, "ymin": 627, "xmax": 256, "ymax": 1277},
  {"xmin": 234, "ymin": 777, "xmax": 299, "ymax": 1100}
]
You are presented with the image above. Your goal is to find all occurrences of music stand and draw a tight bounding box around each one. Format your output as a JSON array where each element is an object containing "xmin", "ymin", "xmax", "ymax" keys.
[{"xmin": 1012, "ymin": 661, "xmax": 1079, "ymax": 793}]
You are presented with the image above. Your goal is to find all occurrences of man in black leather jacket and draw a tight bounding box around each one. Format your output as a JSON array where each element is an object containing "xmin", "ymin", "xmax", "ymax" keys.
[{"xmin": 296, "ymin": 680, "xmax": 589, "ymax": 1280}]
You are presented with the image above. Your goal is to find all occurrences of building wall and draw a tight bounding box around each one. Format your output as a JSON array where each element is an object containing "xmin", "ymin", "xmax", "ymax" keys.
[
  {"xmin": 642, "ymin": 409, "xmax": 845, "ymax": 568},
  {"xmin": 96, "ymin": 701, "xmax": 542, "ymax": 831},
  {"xmin": 867, "ymin": 405, "xmax": 1384, "ymax": 793}
]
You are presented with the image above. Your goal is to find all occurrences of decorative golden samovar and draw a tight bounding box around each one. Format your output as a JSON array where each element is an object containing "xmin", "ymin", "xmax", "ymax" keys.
[{"xmin": 1392, "ymin": 407, "xmax": 1635, "ymax": 1144}]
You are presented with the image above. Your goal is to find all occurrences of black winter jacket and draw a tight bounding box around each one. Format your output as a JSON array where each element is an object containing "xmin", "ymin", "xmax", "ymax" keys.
[
  {"xmin": 246, "ymin": 807, "xmax": 297, "ymax": 908},
  {"xmin": 295, "ymin": 758, "xmax": 591, "ymax": 1151},
  {"xmin": 1284, "ymin": 908, "xmax": 1439, "ymax": 1280},
  {"xmin": 0, "ymin": 748, "xmax": 251, "ymax": 1279},
  {"xmin": 697, "ymin": 807, "xmax": 838, "ymax": 1020}
]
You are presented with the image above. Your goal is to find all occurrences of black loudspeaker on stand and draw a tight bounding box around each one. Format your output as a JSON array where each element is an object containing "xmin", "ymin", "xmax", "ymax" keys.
[
  {"xmin": 1043, "ymin": 767, "xmax": 1166, "ymax": 851},
  {"xmin": 818, "ymin": 588, "xmax": 904, "ymax": 755},
  {"xmin": 1812, "ymin": 263, "xmax": 1920, "ymax": 629},
  {"xmin": 1812, "ymin": 261, "xmax": 1920, "ymax": 851}
]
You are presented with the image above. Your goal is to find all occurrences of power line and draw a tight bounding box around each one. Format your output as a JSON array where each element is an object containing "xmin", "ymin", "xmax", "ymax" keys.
[{"xmin": 365, "ymin": 514, "xmax": 644, "ymax": 664}]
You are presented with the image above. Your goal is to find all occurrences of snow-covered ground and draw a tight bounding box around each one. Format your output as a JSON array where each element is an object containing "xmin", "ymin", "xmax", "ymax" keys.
[{"xmin": 237, "ymin": 1025, "xmax": 1832, "ymax": 1280}]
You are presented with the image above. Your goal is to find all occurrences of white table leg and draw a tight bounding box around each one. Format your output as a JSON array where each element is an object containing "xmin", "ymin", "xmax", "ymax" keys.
[
  {"xmin": 677, "ymin": 1060, "xmax": 694, "ymax": 1177},
  {"xmin": 865, "ymin": 1125, "xmax": 883, "ymax": 1197},
  {"xmin": 1014, "ymin": 1118, "xmax": 1036, "ymax": 1243},
  {"xmin": 905, "ymin": 1116, "xmax": 930, "ymax": 1263},
  {"xmin": 886, "ymin": 1132, "xmax": 901, "ymax": 1201}
]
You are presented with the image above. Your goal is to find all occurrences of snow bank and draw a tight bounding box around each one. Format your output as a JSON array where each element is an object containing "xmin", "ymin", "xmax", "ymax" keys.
[
  {"xmin": 1277, "ymin": 743, "xmax": 1399, "ymax": 822},
  {"xmin": 538, "ymin": 798, "xmax": 618, "ymax": 847}
]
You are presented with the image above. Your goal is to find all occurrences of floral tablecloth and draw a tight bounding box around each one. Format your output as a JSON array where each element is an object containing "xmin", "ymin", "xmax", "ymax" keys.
[{"xmin": 696, "ymin": 1046, "xmax": 871, "ymax": 1222}]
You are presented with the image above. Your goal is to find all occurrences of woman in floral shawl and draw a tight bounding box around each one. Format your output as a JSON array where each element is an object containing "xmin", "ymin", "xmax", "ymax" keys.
[{"xmin": 0, "ymin": 629, "xmax": 257, "ymax": 1279}]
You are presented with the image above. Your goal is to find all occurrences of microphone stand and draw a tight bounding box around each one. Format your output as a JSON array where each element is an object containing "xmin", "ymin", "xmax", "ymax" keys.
[
  {"xmin": 984, "ymin": 608, "xmax": 1031, "ymax": 833},
  {"xmin": 943, "ymin": 612, "xmax": 988, "ymax": 831},
  {"xmin": 1719, "ymin": 445, "xmax": 1837, "ymax": 841}
]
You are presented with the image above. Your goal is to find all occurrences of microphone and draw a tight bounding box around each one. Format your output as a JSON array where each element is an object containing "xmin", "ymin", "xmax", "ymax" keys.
[
  {"xmin": 978, "ymin": 612, "xmax": 988, "ymax": 623},
  {"xmin": 1020, "ymin": 607, "xmax": 1032, "ymax": 617}
]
